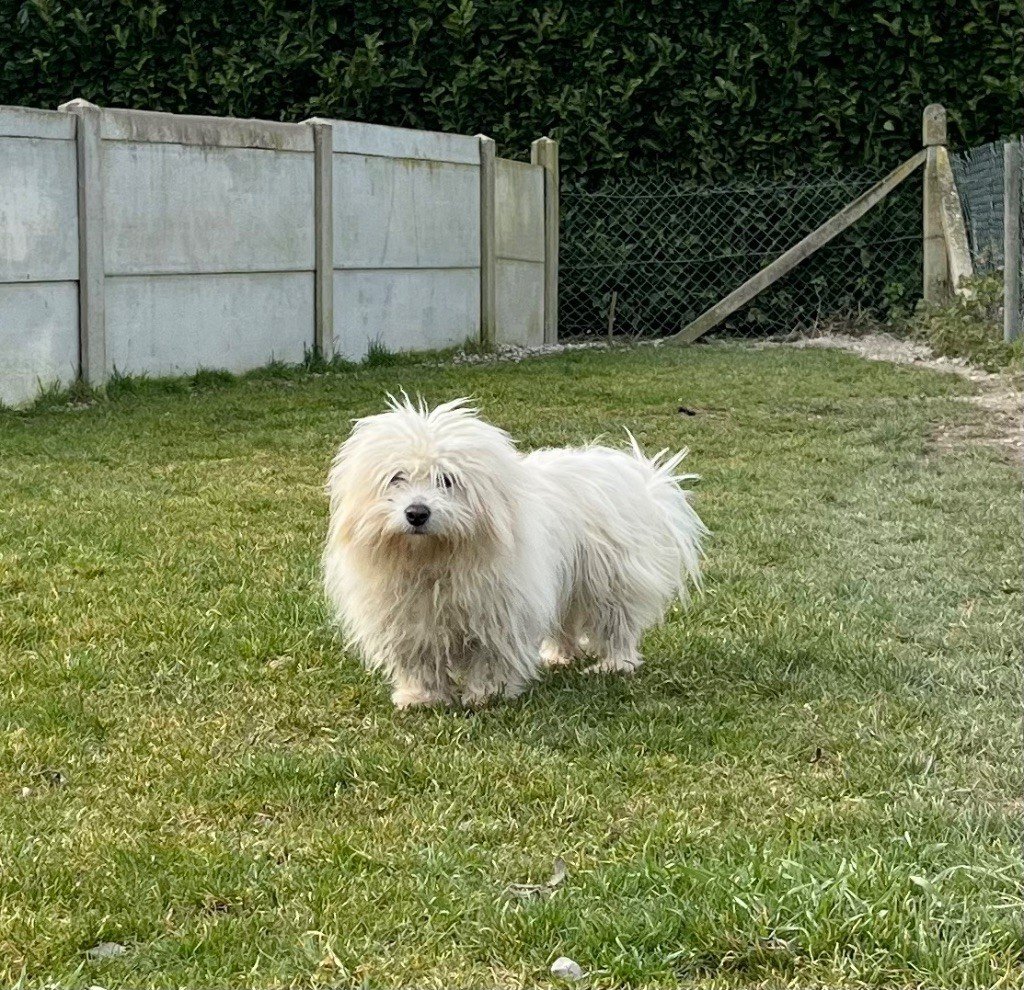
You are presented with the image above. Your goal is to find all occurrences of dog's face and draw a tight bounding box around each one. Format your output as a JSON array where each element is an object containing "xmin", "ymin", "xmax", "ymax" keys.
[{"xmin": 327, "ymin": 397, "xmax": 521, "ymax": 554}]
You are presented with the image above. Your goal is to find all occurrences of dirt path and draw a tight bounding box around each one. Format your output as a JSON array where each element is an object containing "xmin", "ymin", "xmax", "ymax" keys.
[
  {"xmin": 446, "ymin": 332, "xmax": 1020, "ymax": 460},
  {"xmin": 785, "ymin": 333, "xmax": 1022, "ymax": 461}
]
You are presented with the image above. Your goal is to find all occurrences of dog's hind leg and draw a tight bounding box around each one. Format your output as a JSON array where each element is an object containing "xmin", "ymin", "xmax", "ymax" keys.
[
  {"xmin": 584, "ymin": 652, "xmax": 642, "ymax": 675},
  {"xmin": 581, "ymin": 610, "xmax": 643, "ymax": 676},
  {"xmin": 540, "ymin": 634, "xmax": 578, "ymax": 668}
]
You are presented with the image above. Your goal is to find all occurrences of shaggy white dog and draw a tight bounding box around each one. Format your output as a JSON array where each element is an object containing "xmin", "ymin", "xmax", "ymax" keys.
[{"xmin": 323, "ymin": 397, "xmax": 706, "ymax": 709}]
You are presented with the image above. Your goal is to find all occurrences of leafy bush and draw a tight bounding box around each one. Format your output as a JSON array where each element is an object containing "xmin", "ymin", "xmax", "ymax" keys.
[
  {"xmin": 905, "ymin": 274, "xmax": 1023, "ymax": 371},
  {"xmin": 1, "ymin": 1, "xmax": 1020, "ymax": 183}
]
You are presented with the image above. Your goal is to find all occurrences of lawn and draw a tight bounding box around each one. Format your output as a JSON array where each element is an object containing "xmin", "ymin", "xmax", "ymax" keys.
[{"xmin": 0, "ymin": 343, "xmax": 1019, "ymax": 989}]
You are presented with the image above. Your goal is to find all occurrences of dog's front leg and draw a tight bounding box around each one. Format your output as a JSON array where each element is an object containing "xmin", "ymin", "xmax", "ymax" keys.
[{"xmin": 458, "ymin": 654, "xmax": 532, "ymax": 709}]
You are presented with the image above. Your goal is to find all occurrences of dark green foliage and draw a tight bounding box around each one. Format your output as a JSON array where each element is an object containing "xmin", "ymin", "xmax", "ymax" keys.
[{"xmin": 1, "ymin": 1, "xmax": 1020, "ymax": 182}]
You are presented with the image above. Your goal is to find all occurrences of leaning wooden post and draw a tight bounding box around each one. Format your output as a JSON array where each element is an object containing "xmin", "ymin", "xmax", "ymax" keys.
[
  {"xmin": 59, "ymin": 98, "xmax": 107, "ymax": 387},
  {"xmin": 922, "ymin": 104, "xmax": 950, "ymax": 305},
  {"xmin": 531, "ymin": 136, "xmax": 559, "ymax": 344},
  {"xmin": 1003, "ymin": 140, "xmax": 1022, "ymax": 342},
  {"xmin": 477, "ymin": 135, "xmax": 498, "ymax": 348}
]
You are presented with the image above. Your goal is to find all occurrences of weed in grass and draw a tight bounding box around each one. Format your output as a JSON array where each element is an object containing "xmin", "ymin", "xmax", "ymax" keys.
[
  {"xmin": 904, "ymin": 273, "xmax": 1023, "ymax": 372},
  {"xmin": 363, "ymin": 336, "xmax": 405, "ymax": 367}
]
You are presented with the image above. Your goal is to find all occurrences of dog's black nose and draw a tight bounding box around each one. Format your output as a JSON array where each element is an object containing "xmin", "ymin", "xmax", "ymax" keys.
[{"xmin": 405, "ymin": 504, "xmax": 431, "ymax": 528}]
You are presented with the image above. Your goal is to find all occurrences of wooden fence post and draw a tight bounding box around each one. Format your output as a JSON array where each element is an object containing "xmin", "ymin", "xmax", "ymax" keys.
[
  {"xmin": 59, "ymin": 98, "xmax": 107, "ymax": 387},
  {"xmin": 477, "ymin": 135, "xmax": 497, "ymax": 348},
  {"xmin": 308, "ymin": 119, "xmax": 335, "ymax": 359},
  {"xmin": 531, "ymin": 136, "xmax": 559, "ymax": 343},
  {"xmin": 922, "ymin": 104, "xmax": 950, "ymax": 305},
  {"xmin": 1004, "ymin": 140, "xmax": 1022, "ymax": 342}
]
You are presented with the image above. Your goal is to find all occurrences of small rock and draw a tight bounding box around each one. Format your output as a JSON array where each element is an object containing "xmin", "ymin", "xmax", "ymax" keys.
[
  {"xmin": 551, "ymin": 956, "xmax": 584, "ymax": 981},
  {"xmin": 19, "ymin": 787, "xmax": 33, "ymax": 799},
  {"xmin": 85, "ymin": 941, "xmax": 127, "ymax": 960}
]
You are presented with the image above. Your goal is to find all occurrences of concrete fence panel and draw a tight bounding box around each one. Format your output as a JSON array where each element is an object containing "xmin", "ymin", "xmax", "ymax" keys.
[
  {"xmin": 0, "ymin": 108, "xmax": 80, "ymax": 406},
  {"xmin": 326, "ymin": 120, "xmax": 481, "ymax": 360},
  {"xmin": 96, "ymin": 107, "xmax": 315, "ymax": 376},
  {"xmin": 495, "ymin": 157, "xmax": 545, "ymax": 347}
]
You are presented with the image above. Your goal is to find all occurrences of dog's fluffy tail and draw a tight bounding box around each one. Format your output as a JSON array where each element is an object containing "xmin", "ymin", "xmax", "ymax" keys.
[{"xmin": 625, "ymin": 431, "xmax": 708, "ymax": 592}]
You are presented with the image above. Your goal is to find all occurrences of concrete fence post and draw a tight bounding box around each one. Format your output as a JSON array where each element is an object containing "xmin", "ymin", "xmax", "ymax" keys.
[
  {"xmin": 58, "ymin": 98, "xmax": 107, "ymax": 386},
  {"xmin": 1004, "ymin": 140, "xmax": 1022, "ymax": 342},
  {"xmin": 935, "ymin": 145, "xmax": 973, "ymax": 294},
  {"xmin": 307, "ymin": 118, "xmax": 335, "ymax": 359},
  {"xmin": 477, "ymin": 135, "xmax": 497, "ymax": 348},
  {"xmin": 531, "ymin": 136, "xmax": 559, "ymax": 344},
  {"xmin": 922, "ymin": 104, "xmax": 950, "ymax": 305}
]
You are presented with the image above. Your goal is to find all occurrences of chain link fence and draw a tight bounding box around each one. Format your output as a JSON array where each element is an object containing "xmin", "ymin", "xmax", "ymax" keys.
[
  {"xmin": 951, "ymin": 137, "xmax": 1023, "ymax": 334},
  {"xmin": 560, "ymin": 168, "xmax": 921, "ymax": 340}
]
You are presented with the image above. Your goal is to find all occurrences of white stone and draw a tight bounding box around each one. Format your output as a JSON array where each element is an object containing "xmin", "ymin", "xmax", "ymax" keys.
[
  {"xmin": 551, "ymin": 956, "xmax": 584, "ymax": 981},
  {"xmin": 85, "ymin": 942, "xmax": 127, "ymax": 960}
]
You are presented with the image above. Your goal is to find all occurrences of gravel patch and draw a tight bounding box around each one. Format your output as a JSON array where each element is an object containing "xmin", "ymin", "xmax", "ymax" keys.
[{"xmin": 447, "ymin": 340, "xmax": 613, "ymax": 366}]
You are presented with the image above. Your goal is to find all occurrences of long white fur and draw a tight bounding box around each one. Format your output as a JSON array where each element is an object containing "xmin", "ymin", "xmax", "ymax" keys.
[{"xmin": 322, "ymin": 397, "xmax": 706, "ymax": 708}]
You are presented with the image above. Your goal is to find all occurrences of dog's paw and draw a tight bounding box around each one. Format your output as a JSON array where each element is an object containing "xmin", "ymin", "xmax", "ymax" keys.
[
  {"xmin": 583, "ymin": 655, "xmax": 643, "ymax": 676},
  {"xmin": 461, "ymin": 679, "xmax": 528, "ymax": 709},
  {"xmin": 391, "ymin": 686, "xmax": 448, "ymax": 709},
  {"xmin": 540, "ymin": 641, "xmax": 575, "ymax": 668}
]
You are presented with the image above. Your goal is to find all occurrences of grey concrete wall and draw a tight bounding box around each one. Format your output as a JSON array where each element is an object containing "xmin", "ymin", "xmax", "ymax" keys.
[
  {"xmin": 495, "ymin": 157, "xmax": 545, "ymax": 346},
  {"xmin": 0, "ymin": 108, "xmax": 79, "ymax": 406},
  {"xmin": 0, "ymin": 104, "xmax": 551, "ymax": 405},
  {"xmin": 326, "ymin": 119, "xmax": 481, "ymax": 360}
]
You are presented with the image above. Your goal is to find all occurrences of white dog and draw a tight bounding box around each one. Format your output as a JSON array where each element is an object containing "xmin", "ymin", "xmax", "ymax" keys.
[{"xmin": 322, "ymin": 397, "xmax": 706, "ymax": 709}]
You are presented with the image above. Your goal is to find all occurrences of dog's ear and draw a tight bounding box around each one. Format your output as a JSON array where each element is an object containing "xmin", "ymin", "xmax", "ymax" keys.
[
  {"xmin": 466, "ymin": 463, "xmax": 522, "ymax": 553},
  {"xmin": 325, "ymin": 448, "xmax": 357, "ymax": 545},
  {"xmin": 327, "ymin": 502, "xmax": 357, "ymax": 547},
  {"xmin": 483, "ymin": 495, "xmax": 515, "ymax": 552}
]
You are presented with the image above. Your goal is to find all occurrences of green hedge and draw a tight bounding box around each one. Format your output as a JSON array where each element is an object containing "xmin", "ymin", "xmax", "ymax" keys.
[{"xmin": 2, "ymin": 1, "xmax": 1020, "ymax": 181}]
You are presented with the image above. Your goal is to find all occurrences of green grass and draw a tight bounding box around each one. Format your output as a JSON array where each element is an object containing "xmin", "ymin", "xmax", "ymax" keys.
[{"xmin": 0, "ymin": 344, "xmax": 1019, "ymax": 989}]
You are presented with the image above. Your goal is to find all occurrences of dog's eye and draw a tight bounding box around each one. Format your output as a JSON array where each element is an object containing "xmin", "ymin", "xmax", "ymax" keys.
[
  {"xmin": 439, "ymin": 474, "xmax": 454, "ymax": 490},
  {"xmin": 388, "ymin": 472, "xmax": 406, "ymax": 487}
]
